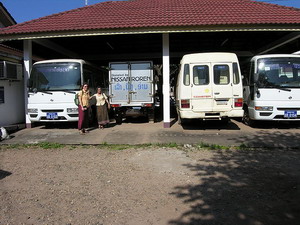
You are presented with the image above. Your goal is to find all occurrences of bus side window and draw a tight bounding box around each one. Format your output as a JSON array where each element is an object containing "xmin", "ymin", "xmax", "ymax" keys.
[
  {"xmin": 183, "ymin": 64, "xmax": 190, "ymax": 86},
  {"xmin": 233, "ymin": 63, "xmax": 240, "ymax": 84}
]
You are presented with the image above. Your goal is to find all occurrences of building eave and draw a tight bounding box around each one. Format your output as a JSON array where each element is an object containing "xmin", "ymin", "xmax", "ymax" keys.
[{"xmin": 1, "ymin": 24, "xmax": 300, "ymax": 42}]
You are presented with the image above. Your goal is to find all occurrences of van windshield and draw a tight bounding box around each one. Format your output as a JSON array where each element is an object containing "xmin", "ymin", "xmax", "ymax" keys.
[
  {"xmin": 29, "ymin": 62, "xmax": 81, "ymax": 92},
  {"xmin": 256, "ymin": 58, "xmax": 300, "ymax": 88}
]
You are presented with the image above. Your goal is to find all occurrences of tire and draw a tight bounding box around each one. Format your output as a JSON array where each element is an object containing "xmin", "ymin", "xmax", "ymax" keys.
[
  {"xmin": 243, "ymin": 108, "xmax": 255, "ymax": 127},
  {"xmin": 115, "ymin": 114, "xmax": 122, "ymax": 125}
]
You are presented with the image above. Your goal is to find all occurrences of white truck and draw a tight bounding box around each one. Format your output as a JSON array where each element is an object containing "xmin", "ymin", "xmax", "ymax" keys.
[
  {"xmin": 243, "ymin": 54, "xmax": 300, "ymax": 126},
  {"xmin": 176, "ymin": 53, "xmax": 243, "ymax": 124},
  {"xmin": 109, "ymin": 61, "xmax": 155, "ymax": 124}
]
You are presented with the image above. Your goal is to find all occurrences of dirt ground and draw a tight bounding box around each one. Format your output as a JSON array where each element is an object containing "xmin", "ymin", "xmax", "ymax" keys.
[{"xmin": 0, "ymin": 145, "xmax": 300, "ymax": 225}]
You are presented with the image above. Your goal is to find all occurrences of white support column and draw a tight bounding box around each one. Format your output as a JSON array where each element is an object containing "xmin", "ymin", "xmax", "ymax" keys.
[
  {"xmin": 23, "ymin": 40, "xmax": 32, "ymax": 128},
  {"xmin": 162, "ymin": 33, "xmax": 170, "ymax": 128}
]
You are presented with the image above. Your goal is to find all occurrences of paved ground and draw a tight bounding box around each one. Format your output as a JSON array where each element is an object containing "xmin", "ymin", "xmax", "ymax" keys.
[{"xmin": 2, "ymin": 118, "xmax": 300, "ymax": 148}]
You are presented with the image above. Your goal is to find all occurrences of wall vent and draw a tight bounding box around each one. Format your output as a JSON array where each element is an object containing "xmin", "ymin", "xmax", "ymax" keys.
[{"xmin": 0, "ymin": 61, "xmax": 22, "ymax": 80}]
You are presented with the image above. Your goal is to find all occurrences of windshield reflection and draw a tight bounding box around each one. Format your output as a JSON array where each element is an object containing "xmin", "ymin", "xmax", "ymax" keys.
[
  {"xmin": 256, "ymin": 58, "xmax": 300, "ymax": 88},
  {"xmin": 29, "ymin": 62, "xmax": 81, "ymax": 92}
]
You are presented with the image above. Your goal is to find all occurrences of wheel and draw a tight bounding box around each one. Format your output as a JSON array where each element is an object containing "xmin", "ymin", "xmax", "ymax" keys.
[
  {"xmin": 243, "ymin": 108, "xmax": 255, "ymax": 127},
  {"xmin": 115, "ymin": 114, "xmax": 122, "ymax": 125}
]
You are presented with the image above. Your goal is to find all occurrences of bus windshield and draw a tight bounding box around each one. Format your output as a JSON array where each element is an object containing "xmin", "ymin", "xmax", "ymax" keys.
[
  {"xmin": 256, "ymin": 58, "xmax": 300, "ymax": 88},
  {"xmin": 30, "ymin": 62, "xmax": 81, "ymax": 91}
]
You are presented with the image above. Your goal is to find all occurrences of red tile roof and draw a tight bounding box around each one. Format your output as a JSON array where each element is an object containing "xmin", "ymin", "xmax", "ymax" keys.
[{"xmin": 0, "ymin": 0, "xmax": 300, "ymax": 37}]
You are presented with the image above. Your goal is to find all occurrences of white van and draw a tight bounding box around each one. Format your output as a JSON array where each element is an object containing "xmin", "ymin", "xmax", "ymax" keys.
[
  {"xmin": 176, "ymin": 53, "xmax": 243, "ymax": 123},
  {"xmin": 243, "ymin": 54, "xmax": 300, "ymax": 126}
]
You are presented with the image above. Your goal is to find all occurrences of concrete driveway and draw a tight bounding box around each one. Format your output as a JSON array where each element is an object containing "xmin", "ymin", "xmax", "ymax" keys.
[{"xmin": 2, "ymin": 119, "xmax": 300, "ymax": 148}]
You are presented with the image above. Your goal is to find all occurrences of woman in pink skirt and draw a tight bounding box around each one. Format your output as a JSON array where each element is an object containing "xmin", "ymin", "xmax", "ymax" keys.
[{"xmin": 78, "ymin": 83, "xmax": 91, "ymax": 134}]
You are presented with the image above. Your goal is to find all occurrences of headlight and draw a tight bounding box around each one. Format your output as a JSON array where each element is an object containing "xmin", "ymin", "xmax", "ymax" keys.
[
  {"xmin": 28, "ymin": 108, "xmax": 38, "ymax": 113},
  {"xmin": 255, "ymin": 106, "xmax": 273, "ymax": 111},
  {"xmin": 67, "ymin": 108, "xmax": 78, "ymax": 113}
]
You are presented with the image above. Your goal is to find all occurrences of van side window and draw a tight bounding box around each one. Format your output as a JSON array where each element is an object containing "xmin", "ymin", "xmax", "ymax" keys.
[
  {"xmin": 233, "ymin": 63, "xmax": 240, "ymax": 84},
  {"xmin": 183, "ymin": 64, "xmax": 190, "ymax": 86},
  {"xmin": 214, "ymin": 65, "xmax": 229, "ymax": 85},
  {"xmin": 193, "ymin": 65, "xmax": 209, "ymax": 85}
]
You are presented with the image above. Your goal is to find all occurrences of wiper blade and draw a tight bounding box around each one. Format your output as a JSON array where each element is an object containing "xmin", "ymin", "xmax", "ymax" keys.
[
  {"xmin": 61, "ymin": 90, "xmax": 76, "ymax": 94},
  {"xmin": 273, "ymin": 85, "xmax": 291, "ymax": 92},
  {"xmin": 30, "ymin": 89, "xmax": 53, "ymax": 94}
]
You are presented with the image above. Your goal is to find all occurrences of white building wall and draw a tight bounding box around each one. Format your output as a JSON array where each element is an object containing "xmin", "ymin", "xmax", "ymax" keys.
[{"xmin": 0, "ymin": 79, "xmax": 25, "ymax": 126}]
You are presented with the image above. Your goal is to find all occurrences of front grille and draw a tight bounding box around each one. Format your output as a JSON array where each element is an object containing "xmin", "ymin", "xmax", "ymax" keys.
[{"xmin": 42, "ymin": 110, "xmax": 64, "ymax": 113}]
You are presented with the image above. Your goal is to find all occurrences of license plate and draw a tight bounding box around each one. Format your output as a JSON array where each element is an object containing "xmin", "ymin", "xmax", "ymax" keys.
[
  {"xmin": 216, "ymin": 100, "xmax": 228, "ymax": 105},
  {"xmin": 284, "ymin": 111, "xmax": 297, "ymax": 118},
  {"xmin": 46, "ymin": 112, "xmax": 58, "ymax": 119},
  {"xmin": 132, "ymin": 107, "xmax": 141, "ymax": 110}
]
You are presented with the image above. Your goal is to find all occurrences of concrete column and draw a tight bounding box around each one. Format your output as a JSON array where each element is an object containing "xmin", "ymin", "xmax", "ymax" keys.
[
  {"xmin": 162, "ymin": 33, "xmax": 170, "ymax": 128},
  {"xmin": 23, "ymin": 40, "xmax": 32, "ymax": 128}
]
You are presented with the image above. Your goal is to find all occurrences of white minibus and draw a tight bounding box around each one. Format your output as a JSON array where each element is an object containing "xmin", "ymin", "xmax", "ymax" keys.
[
  {"xmin": 27, "ymin": 59, "xmax": 107, "ymax": 123},
  {"xmin": 243, "ymin": 54, "xmax": 300, "ymax": 126},
  {"xmin": 176, "ymin": 53, "xmax": 243, "ymax": 124}
]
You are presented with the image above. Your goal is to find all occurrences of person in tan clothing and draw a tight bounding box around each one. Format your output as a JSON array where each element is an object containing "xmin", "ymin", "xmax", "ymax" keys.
[
  {"xmin": 78, "ymin": 83, "xmax": 91, "ymax": 134},
  {"xmin": 91, "ymin": 87, "xmax": 110, "ymax": 129}
]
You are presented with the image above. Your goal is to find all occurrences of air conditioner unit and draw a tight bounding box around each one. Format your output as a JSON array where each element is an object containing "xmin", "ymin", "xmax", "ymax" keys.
[{"xmin": 0, "ymin": 61, "xmax": 23, "ymax": 80}]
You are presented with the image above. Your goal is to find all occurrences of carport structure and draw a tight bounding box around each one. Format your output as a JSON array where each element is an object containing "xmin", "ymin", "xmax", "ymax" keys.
[{"xmin": 0, "ymin": 0, "xmax": 300, "ymax": 128}]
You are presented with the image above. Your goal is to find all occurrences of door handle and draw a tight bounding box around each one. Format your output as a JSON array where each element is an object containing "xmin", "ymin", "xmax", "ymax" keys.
[{"xmin": 214, "ymin": 92, "xmax": 220, "ymax": 95}]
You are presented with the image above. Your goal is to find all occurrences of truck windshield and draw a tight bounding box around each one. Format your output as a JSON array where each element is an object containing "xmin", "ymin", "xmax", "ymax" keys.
[
  {"xmin": 29, "ymin": 62, "xmax": 81, "ymax": 92},
  {"xmin": 256, "ymin": 58, "xmax": 300, "ymax": 88}
]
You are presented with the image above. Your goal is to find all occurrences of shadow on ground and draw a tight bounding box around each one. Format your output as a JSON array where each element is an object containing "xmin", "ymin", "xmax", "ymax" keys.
[
  {"xmin": 228, "ymin": 130, "xmax": 300, "ymax": 148},
  {"xmin": 169, "ymin": 149, "xmax": 300, "ymax": 225},
  {"xmin": 181, "ymin": 119, "xmax": 241, "ymax": 131},
  {"xmin": 0, "ymin": 170, "xmax": 12, "ymax": 180},
  {"xmin": 249, "ymin": 121, "xmax": 300, "ymax": 130}
]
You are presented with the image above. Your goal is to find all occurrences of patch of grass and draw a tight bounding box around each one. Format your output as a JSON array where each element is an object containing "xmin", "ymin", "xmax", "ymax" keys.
[
  {"xmin": 196, "ymin": 142, "xmax": 231, "ymax": 150},
  {"xmin": 0, "ymin": 142, "xmax": 253, "ymax": 151},
  {"xmin": 38, "ymin": 142, "xmax": 65, "ymax": 149},
  {"xmin": 238, "ymin": 143, "xmax": 250, "ymax": 150}
]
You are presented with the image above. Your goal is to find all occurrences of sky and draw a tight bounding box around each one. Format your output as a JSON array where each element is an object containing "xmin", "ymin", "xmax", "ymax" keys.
[{"xmin": 1, "ymin": 0, "xmax": 300, "ymax": 24}]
